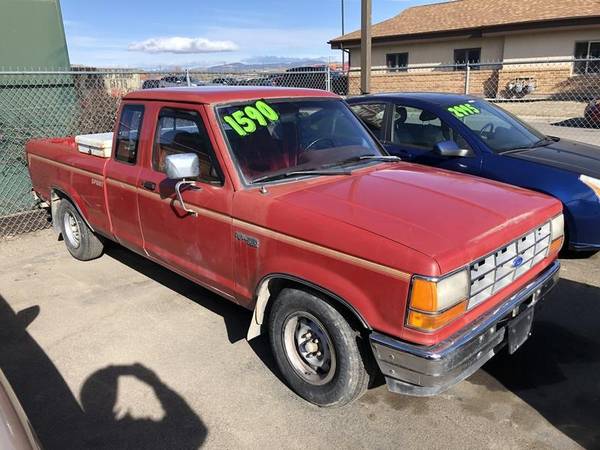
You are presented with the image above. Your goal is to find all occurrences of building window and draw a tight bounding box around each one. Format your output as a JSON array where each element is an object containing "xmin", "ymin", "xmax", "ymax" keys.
[
  {"xmin": 454, "ymin": 48, "xmax": 481, "ymax": 70},
  {"xmin": 574, "ymin": 41, "xmax": 600, "ymax": 74},
  {"xmin": 386, "ymin": 53, "xmax": 408, "ymax": 72}
]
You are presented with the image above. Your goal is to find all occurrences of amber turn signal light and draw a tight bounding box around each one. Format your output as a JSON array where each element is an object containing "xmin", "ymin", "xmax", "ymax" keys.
[
  {"xmin": 407, "ymin": 301, "xmax": 467, "ymax": 331},
  {"xmin": 549, "ymin": 237, "xmax": 564, "ymax": 255},
  {"xmin": 407, "ymin": 270, "xmax": 469, "ymax": 332},
  {"xmin": 409, "ymin": 278, "xmax": 438, "ymax": 312}
]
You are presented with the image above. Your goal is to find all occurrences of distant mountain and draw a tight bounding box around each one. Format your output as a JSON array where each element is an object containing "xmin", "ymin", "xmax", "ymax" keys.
[
  {"xmin": 200, "ymin": 57, "xmax": 331, "ymax": 73},
  {"xmin": 242, "ymin": 56, "xmax": 329, "ymax": 65},
  {"xmin": 75, "ymin": 56, "xmax": 337, "ymax": 73}
]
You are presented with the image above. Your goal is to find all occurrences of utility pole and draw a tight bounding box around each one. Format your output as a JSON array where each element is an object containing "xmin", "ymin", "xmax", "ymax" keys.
[
  {"xmin": 360, "ymin": 0, "xmax": 371, "ymax": 94},
  {"xmin": 341, "ymin": 0, "xmax": 345, "ymax": 71}
]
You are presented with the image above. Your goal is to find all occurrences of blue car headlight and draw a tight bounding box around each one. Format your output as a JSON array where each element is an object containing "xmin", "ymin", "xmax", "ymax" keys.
[{"xmin": 580, "ymin": 175, "xmax": 600, "ymax": 198}]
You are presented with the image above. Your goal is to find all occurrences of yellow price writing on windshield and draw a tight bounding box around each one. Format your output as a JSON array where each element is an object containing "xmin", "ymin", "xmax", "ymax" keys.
[
  {"xmin": 222, "ymin": 100, "xmax": 279, "ymax": 137},
  {"xmin": 447, "ymin": 103, "xmax": 480, "ymax": 118}
]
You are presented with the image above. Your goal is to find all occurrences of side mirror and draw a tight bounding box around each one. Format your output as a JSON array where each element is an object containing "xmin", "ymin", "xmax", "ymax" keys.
[
  {"xmin": 434, "ymin": 140, "xmax": 471, "ymax": 157},
  {"xmin": 165, "ymin": 153, "xmax": 201, "ymax": 216},
  {"xmin": 165, "ymin": 153, "xmax": 200, "ymax": 180}
]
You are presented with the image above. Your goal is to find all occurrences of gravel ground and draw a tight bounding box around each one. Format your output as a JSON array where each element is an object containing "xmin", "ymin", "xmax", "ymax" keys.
[{"xmin": 0, "ymin": 230, "xmax": 598, "ymax": 450}]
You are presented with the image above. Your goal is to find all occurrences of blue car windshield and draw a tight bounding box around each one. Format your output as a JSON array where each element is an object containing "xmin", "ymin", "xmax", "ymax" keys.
[{"xmin": 448, "ymin": 100, "xmax": 546, "ymax": 153}]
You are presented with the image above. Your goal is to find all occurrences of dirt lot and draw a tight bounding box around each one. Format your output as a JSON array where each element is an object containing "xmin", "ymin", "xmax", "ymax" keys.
[{"xmin": 0, "ymin": 230, "xmax": 599, "ymax": 449}]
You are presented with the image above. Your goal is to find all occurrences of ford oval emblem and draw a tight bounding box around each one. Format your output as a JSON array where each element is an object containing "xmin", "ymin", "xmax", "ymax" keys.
[{"xmin": 512, "ymin": 256, "xmax": 524, "ymax": 268}]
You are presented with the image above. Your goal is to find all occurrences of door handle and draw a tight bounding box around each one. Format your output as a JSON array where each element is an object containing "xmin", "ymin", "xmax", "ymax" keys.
[{"xmin": 141, "ymin": 181, "xmax": 156, "ymax": 191}]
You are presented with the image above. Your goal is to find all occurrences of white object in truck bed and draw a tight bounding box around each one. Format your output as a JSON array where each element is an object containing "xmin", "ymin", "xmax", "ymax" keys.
[{"xmin": 75, "ymin": 132, "xmax": 114, "ymax": 157}]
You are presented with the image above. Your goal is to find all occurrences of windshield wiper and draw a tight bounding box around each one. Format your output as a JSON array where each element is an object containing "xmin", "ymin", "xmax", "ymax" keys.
[
  {"xmin": 357, "ymin": 155, "xmax": 402, "ymax": 161},
  {"xmin": 251, "ymin": 155, "xmax": 399, "ymax": 183},
  {"xmin": 327, "ymin": 154, "xmax": 402, "ymax": 167},
  {"xmin": 527, "ymin": 136, "xmax": 555, "ymax": 148},
  {"xmin": 499, "ymin": 137, "xmax": 555, "ymax": 154},
  {"xmin": 252, "ymin": 169, "xmax": 353, "ymax": 184}
]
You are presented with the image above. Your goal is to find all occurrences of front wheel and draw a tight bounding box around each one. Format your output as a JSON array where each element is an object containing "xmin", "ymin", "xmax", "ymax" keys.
[
  {"xmin": 268, "ymin": 288, "xmax": 370, "ymax": 407},
  {"xmin": 57, "ymin": 200, "xmax": 104, "ymax": 261}
]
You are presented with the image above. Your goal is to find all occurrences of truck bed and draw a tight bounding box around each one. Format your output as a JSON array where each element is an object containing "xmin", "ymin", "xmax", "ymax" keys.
[{"xmin": 26, "ymin": 137, "xmax": 111, "ymax": 234}]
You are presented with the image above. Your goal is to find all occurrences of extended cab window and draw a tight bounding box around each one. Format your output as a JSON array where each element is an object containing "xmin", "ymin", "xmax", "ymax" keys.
[
  {"xmin": 153, "ymin": 108, "xmax": 222, "ymax": 184},
  {"xmin": 392, "ymin": 105, "xmax": 471, "ymax": 151},
  {"xmin": 115, "ymin": 104, "xmax": 144, "ymax": 164}
]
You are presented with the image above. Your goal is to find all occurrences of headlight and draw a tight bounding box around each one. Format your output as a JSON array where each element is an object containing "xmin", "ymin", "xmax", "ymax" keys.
[
  {"xmin": 549, "ymin": 214, "xmax": 564, "ymax": 254},
  {"xmin": 407, "ymin": 269, "xmax": 469, "ymax": 332},
  {"xmin": 550, "ymin": 214, "xmax": 564, "ymax": 240},
  {"xmin": 580, "ymin": 174, "xmax": 600, "ymax": 198}
]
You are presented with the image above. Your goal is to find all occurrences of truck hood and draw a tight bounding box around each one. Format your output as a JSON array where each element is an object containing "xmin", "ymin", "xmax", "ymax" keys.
[
  {"xmin": 273, "ymin": 164, "xmax": 560, "ymax": 273},
  {"xmin": 506, "ymin": 138, "xmax": 600, "ymax": 178}
]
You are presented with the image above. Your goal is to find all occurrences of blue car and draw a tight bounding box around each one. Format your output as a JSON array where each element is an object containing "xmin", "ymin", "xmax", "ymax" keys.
[{"xmin": 347, "ymin": 93, "xmax": 600, "ymax": 253}]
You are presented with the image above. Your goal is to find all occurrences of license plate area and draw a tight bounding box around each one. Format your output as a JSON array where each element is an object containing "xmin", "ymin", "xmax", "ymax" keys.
[{"xmin": 507, "ymin": 309, "xmax": 534, "ymax": 354}]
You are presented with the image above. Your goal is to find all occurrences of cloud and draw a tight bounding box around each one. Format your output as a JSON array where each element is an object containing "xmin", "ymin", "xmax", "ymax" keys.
[{"xmin": 128, "ymin": 37, "xmax": 239, "ymax": 54}]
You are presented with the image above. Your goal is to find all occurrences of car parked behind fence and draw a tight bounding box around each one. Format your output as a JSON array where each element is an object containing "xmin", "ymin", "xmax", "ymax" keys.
[
  {"xmin": 271, "ymin": 66, "xmax": 348, "ymax": 95},
  {"xmin": 142, "ymin": 75, "xmax": 207, "ymax": 89}
]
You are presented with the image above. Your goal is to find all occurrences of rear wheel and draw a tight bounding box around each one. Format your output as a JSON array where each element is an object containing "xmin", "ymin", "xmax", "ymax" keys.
[
  {"xmin": 268, "ymin": 288, "xmax": 370, "ymax": 407},
  {"xmin": 57, "ymin": 200, "xmax": 104, "ymax": 261}
]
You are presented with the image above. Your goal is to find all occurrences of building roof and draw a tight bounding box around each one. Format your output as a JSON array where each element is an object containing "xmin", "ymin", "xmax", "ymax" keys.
[
  {"xmin": 124, "ymin": 86, "xmax": 338, "ymax": 105},
  {"xmin": 330, "ymin": 0, "xmax": 600, "ymax": 46}
]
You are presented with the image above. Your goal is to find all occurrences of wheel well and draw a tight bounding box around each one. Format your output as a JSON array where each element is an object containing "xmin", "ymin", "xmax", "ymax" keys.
[
  {"xmin": 247, "ymin": 275, "xmax": 371, "ymax": 340},
  {"xmin": 50, "ymin": 188, "xmax": 94, "ymax": 234}
]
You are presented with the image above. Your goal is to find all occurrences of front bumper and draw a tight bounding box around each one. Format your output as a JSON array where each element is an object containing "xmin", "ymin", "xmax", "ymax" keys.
[{"xmin": 370, "ymin": 260, "xmax": 560, "ymax": 396}]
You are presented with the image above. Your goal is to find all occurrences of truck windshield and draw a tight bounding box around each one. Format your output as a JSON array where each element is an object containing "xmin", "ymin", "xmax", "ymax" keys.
[
  {"xmin": 217, "ymin": 99, "xmax": 386, "ymax": 184},
  {"xmin": 447, "ymin": 100, "xmax": 547, "ymax": 153}
]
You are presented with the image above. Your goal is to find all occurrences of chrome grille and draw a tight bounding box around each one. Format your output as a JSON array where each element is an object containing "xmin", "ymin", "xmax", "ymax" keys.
[{"xmin": 468, "ymin": 222, "xmax": 551, "ymax": 309}]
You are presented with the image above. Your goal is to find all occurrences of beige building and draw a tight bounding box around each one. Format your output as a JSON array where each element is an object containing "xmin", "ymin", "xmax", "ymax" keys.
[{"xmin": 329, "ymin": 0, "xmax": 600, "ymax": 97}]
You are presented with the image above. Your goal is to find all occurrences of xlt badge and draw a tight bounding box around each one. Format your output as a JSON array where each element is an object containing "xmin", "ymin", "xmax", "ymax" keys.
[{"xmin": 235, "ymin": 231, "xmax": 259, "ymax": 248}]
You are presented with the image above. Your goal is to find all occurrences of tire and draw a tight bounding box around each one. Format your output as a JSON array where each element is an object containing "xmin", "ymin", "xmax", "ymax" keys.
[
  {"xmin": 57, "ymin": 200, "xmax": 104, "ymax": 261},
  {"xmin": 268, "ymin": 288, "xmax": 370, "ymax": 407}
]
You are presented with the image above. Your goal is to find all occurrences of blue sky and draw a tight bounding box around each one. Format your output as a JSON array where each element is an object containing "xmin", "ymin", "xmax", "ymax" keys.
[{"xmin": 61, "ymin": 0, "xmax": 444, "ymax": 68}]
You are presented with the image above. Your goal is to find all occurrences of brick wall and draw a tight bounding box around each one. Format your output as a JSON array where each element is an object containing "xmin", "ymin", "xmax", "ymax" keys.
[
  {"xmin": 349, "ymin": 65, "xmax": 600, "ymax": 100},
  {"xmin": 348, "ymin": 70, "xmax": 466, "ymax": 95},
  {"xmin": 496, "ymin": 66, "xmax": 572, "ymax": 98}
]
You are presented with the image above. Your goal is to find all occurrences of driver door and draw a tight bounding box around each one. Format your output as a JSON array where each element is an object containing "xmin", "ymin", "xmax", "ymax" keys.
[
  {"xmin": 137, "ymin": 103, "xmax": 235, "ymax": 297},
  {"xmin": 384, "ymin": 104, "xmax": 482, "ymax": 175}
]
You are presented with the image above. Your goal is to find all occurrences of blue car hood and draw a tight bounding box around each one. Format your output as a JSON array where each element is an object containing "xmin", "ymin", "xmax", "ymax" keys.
[{"xmin": 506, "ymin": 138, "xmax": 600, "ymax": 178}]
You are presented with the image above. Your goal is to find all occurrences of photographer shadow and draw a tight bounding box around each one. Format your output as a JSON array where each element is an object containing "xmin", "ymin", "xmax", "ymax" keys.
[
  {"xmin": 82, "ymin": 363, "xmax": 206, "ymax": 450},
  {"xmin": 0, "ymin": 295, "xmax": 206, "ymax": 449}
]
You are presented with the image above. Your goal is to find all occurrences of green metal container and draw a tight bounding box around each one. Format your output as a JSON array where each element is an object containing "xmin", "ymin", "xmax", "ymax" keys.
[{"xmin": 0, "ymin": 0, "xmax": 77, "ymax": 235}]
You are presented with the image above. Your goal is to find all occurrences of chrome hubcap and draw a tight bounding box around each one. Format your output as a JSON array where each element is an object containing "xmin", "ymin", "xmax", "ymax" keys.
[
  {"xmin": 63, "ymin": 211, "xmax": 81, "ymax": 248},
  {"xmin": 282, "ymin": 312, "xmax": 336, "ymax": 385}
]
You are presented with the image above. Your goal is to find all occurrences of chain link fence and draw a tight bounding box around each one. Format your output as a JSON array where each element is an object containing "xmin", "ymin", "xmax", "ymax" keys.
[
  {"xmin": 1, "ymin": 59, "xmax": 599, "ymax": 237},
  {"xmin": 0, "ymin": 67, "xmax": 344, "ymax": 237}
]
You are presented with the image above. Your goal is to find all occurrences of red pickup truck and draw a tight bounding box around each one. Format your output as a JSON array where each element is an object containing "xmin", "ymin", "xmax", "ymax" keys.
[{"xmin": 27, "ymin": 87, "xmax": 563, "ymax": 407}]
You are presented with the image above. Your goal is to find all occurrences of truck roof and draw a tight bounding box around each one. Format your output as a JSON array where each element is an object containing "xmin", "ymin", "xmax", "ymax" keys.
[{"xmin": 123, "ymin": 86, "xmax": 339, "ymax": 104}]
